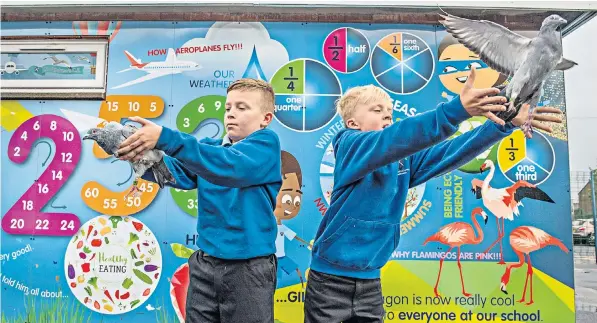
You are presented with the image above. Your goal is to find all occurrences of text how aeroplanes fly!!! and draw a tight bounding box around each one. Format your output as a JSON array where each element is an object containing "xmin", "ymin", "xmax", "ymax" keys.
[
  {"xmin": 112, "ymin": 48, "xmax": 201, "ymax": 89},
  {"xmin": 147, "ymin": 43, "xmax": 243, "ymax": 56}
]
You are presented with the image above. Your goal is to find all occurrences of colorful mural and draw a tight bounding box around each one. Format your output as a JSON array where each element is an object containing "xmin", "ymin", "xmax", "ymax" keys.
[{"xmin": 1, "ymin": 20, "xmax": 573, "ymax": 322}]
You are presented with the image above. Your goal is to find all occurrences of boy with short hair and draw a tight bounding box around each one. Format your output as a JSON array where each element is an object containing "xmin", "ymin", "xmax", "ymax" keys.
[
  {"xmin": 117, "ymin": 78, "xmax": 282, "ymax": 323},
  {"xmin": 303, "ymin": 68, "xmax": 562, "ymax": 323}
]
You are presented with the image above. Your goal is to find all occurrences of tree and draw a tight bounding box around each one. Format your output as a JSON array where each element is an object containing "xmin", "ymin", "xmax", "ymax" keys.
[{"xmin": 403, "ymin": 189, "xmax": 419, "ymax": 219}]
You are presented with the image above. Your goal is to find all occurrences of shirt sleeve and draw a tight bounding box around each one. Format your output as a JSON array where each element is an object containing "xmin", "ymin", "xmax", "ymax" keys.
[
  {"xmin": 408, "ymin": 120, "xmax": 516, "ymax": 188},
  {"xmin": 282, "ymin": 225, "xmax": 297, "ymax": 241},
  {"xmin": 155, "ymin": 127, "xmax": 281, "ymax": 188},
  {"xmin": 333, "ymin": 96, "xmax": 472, "ymax": 188}
]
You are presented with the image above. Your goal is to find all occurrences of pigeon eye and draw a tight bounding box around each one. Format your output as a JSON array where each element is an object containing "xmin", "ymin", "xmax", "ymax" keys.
[{"xmin": 442, "ymin": 66, "xmax": 457, "ymax": 73}]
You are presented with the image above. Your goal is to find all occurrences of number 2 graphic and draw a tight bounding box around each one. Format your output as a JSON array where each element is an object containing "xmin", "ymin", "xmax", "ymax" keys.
[{"xmin": 2, "ymin": 115, "xmax": 81, "ymax": 236}]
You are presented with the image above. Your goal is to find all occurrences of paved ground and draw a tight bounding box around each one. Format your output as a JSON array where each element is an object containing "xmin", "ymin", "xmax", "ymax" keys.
[{"xmin": 574, "ymin": 246, "xmax": 597, "ymax": 323}]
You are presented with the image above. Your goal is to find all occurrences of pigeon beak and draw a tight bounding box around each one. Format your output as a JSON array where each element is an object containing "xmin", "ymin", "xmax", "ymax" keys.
[
  {"xmin": 82, "ymin": 134, "xmax": 91, "ymax": 140},
  {"xmin": 557, "ymin": 19, "xmax": 567, "ymax": 31}
]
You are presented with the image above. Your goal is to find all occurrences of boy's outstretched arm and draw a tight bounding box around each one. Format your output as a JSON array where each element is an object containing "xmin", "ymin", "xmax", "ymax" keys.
[
  {"xmin": 408, "ymin": 120, "xmax": 513, "ymax": 188},
  {"xmin": 151, "ymin": 127, "xmax": 280, "ymax": 188},
  {"xmin": 334, "ymin": 96, "xmax": 473, "ymax": 187},
  {"xmin": 116, "ymin": 117, "xmax": 280, "ymax": 188},
  {"xmin": 140, "ymin": 155, "xmax": 198, "ymax": 190},
  {"xmin": 334, "ymin": 67, "xmax": 506, "ymax": 188},
  {"xmin": 408, "ymin": 104, "xmax": 563, "ymax": 188}
]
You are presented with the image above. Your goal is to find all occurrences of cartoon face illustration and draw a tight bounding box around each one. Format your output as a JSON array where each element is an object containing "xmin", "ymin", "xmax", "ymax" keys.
[
  {"xmin": 274, "ymin": 151, "xmax": 303, "ymax": 222},
  {"xmin": 438, "ymin": 37, "xmax": 504, "ymax": 94},
  {"xmin": 275, "ymin": 172, "xmax": 302, "ymax": 220}
]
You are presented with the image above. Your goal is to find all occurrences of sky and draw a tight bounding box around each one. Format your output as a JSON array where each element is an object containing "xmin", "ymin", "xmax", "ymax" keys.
[{"xmin": 563, "ymin": 15, "xmax": 597, "ymax": 173}]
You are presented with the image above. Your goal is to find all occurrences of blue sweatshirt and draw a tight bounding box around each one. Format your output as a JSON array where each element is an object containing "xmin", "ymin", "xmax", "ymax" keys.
[
  {"xmin": 142, "ymin": 128, "xmax": 282, "ymax": 260},
  {"xmin": 309, "ymin": 96, "xmax": 515, "ymax": 279}
]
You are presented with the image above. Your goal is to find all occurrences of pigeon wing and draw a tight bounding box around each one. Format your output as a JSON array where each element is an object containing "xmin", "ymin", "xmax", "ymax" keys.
[
  {"xmin": 121, "ymin": 124, "xmax": 138, "ymax": 138},
  {"xmin": 439, "ymin": 13, "xmax": 532, "ymax": 76}
]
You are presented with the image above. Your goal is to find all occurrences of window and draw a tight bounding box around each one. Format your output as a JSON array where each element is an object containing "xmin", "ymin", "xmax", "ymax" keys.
[{"xmin": 1, "ymin": 36, "xmax": 109, "ymax": 100}]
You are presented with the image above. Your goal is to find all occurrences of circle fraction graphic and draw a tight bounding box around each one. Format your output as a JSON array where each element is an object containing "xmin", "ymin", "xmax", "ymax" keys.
[
  {"xmin": 371, "ymin": 32, "xmax": 434, "ymax": 94},
  {"xmin": 64, "ymin": 215, "xmax": 162, "ymax": 314},
  {"xmin": 323, "ymin": 27, "xmax": 370, "ymax": 73},
  {"xmin": 271, "ymin": 59, "xmax": 342, "ymax": 132},
  {"xmin": 497, "ymin": 130, "xmax": 555, "ymax": 185}
]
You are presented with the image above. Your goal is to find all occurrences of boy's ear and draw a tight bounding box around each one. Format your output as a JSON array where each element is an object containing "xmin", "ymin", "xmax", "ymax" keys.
[
  {"xmin": 261, "ymin": 112, "xmax": 274, "ymax": 128},
  {"xmin": 346, "ymin": 118, "xmax": 359, "ymax": 130}
]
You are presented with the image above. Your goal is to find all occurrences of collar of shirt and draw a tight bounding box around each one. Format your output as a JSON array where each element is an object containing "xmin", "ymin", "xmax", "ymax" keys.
[{"xmin": 221, "ymin": 134, "xmax": 233, "ymax": 147}]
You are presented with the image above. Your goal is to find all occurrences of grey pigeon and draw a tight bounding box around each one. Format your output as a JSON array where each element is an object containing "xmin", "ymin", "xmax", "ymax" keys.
[
  {"xmin": 439, "ymin": 12, "xmax": 577, "ymax": 137},
  {"xmin": 82, "ymin": 121, "xmax": 176, "ymax": 198}
]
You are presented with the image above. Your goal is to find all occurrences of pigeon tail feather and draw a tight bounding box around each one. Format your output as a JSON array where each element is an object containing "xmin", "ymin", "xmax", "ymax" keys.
[{"xmin": 152, "ymin": 158, "xmax": 176, "ymax": 189}]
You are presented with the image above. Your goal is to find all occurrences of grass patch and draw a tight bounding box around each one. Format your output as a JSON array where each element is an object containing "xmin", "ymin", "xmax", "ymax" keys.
[
  {"xmin": 154, "ymin": 296, "xmax": 179, "ymax": 323},
  {"xmin": 1, "ymin": 292, "xmax": 93, "ymax": 323}
]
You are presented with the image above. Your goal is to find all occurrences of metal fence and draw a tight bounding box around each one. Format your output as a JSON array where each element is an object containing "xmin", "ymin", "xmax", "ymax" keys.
[
  {"xmin": 574, "ymin": 242, "xmax": 596, "ymax": 264},
  {"xmin": 571, "ymin": 170, "xmax": 597, "ymax": 265}
]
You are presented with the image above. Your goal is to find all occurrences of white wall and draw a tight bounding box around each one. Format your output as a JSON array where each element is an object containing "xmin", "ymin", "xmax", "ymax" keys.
[{"xmin": 564, "ymin": 16, "xmax": 597, "ymax": 172}]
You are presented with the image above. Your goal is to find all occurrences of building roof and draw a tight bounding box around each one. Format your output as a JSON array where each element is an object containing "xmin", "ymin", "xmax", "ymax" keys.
[{"xmin": 1, "ymin": 1, "xmax": 596, "ymax": 35}]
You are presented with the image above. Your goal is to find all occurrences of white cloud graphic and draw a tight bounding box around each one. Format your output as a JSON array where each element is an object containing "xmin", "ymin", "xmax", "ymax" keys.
[{"xmin": 177, "ymin": 22, "xmax": 289, "ymax": 80}]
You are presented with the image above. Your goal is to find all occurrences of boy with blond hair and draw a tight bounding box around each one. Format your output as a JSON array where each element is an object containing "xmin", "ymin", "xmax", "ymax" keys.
[
  {"xmin": 117, "ymin": 78, "xmax": 282, "ymax": 323},
  {"xmin": 303, "ymin": 68, "xmax": 562, "ymax": 323}
]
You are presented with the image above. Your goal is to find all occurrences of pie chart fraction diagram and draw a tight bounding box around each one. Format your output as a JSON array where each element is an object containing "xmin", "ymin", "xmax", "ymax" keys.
[
  {"xmin": 271, "ymin": 59, "xmax": 342, "ymax": 132},
  {"xmin": 371, "ymin": 32, "xmax": 435, "ymax": 95},
  {"xmin": 323, "ymin": 27, "xmax": 370, "ymax": 74},
  {"xmin": 497, "ymin": 130, "xmax": 555, "ymax": 186}
]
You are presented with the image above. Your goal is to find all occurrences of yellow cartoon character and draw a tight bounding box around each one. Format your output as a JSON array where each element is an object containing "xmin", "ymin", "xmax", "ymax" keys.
[
  {"xmin": 437, "ymin": 35, "xmax": 507, "ymax": 101},
  {"xmin": 274, "ymin": 151, "xmax": 311, "ymax": 288}
]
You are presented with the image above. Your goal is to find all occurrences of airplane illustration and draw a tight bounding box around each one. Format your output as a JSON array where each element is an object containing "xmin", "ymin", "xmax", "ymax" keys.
[
  {"xmin": 112, "ymin": 48, "xmax": 202, "ymax": 89},
  {"xmin": 0, "ymin": 61, "xmax": 28, "ymax": 75}
]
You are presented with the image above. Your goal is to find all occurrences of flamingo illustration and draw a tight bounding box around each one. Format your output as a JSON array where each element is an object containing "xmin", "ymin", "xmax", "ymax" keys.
[
  {"xmin": 500, "ymin": 226, "xmax": 568, "ymax": 305},
  {"xmin": 471, "ymin": 160, "xmax": 554, "ymax": 264},
  {"xmin": 423, "ymin": 207, "xmax": 488, "ymax": 297}
]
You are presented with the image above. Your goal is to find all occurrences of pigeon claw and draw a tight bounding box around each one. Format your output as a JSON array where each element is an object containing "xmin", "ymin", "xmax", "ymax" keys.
[{"xmin": 521, "ymin": 115, "xmax": 534, "ymax": 138}]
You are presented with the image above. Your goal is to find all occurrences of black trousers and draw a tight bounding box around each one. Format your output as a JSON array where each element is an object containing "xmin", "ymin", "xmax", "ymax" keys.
[
  {"xmin": 303, "ymin": 270, "xmax": 385, "ymax": 323},
  {"xmin": 185, "ymin": 250, "xmax": 278, "ymax": 323}
]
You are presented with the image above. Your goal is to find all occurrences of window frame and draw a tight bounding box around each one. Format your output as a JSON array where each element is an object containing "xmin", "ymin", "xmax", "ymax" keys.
[{"xmin": 0, "ymin": 35, "xmax": 109, "ymax": 100}]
